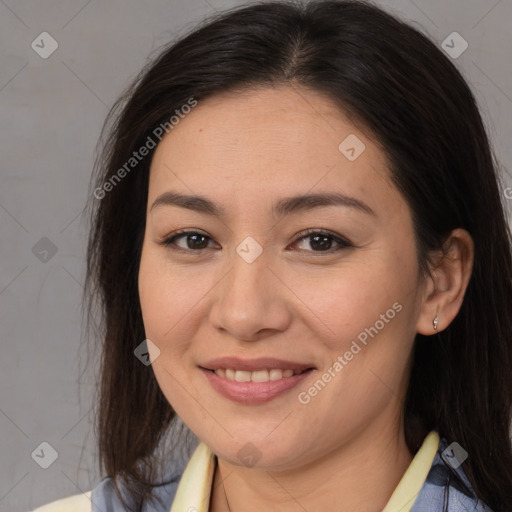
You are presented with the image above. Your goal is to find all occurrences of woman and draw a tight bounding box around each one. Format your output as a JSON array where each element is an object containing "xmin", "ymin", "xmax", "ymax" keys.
[{"xmin": 33, "ymin": 0, "xmax": 512, "ymax": 511}]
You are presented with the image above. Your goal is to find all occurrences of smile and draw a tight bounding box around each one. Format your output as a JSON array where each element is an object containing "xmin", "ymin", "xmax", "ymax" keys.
[
  {"xmin": 200, "ymin": 367, "xmax": 315, "ymax": 404},
  {"xmin": 212, "ymin": 368, "xmax": 308, "ymax": 382}
]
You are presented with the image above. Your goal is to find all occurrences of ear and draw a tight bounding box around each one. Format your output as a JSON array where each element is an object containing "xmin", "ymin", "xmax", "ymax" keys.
[{"xmin": 416, "ymin": 228, "xmax": 474, "ymax": 335}]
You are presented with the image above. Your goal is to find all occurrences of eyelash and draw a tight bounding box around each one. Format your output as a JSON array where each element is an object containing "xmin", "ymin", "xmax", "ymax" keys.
[{"xmin": 158, "ymin": 228, "xmax": 353, "ymax": 255}]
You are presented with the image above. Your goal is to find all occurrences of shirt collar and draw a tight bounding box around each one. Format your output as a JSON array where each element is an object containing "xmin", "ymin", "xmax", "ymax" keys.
[{"xmin": 170, "ymin": 431, "xmax": 440, "ymax": 512}]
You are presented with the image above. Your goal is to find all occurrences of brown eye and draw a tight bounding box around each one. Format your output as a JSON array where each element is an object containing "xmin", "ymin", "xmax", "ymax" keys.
[
  {"xmin": 292, "ymin": 229, "xmax": 352, "ymax": 254},
  {"xmin": 160, "ymin": 230, "xmax": 215, "ymax": 252}
]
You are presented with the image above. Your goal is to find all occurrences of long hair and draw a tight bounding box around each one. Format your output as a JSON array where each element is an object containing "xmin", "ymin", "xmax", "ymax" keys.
[{"xmin": 83, "ymin": 1, "xmax": 512, "ymax": 510}]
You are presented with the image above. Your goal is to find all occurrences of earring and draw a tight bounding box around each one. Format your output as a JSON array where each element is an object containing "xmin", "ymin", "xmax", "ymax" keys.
[{"xmin": 433, "ymin": 315, "xmax": 438, "ymax": 331}]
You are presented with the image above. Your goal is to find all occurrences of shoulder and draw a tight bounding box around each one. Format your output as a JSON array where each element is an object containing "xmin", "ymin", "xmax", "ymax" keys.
[
  {"xmin": 411, "ymin": 437, "xmax": 494, "ymax": 512},
  {"xmin": 31, "ymin": 474, "xmax": 182, "ymax": 512},
  {"xmin": 31, "ymin": 457, "xmax": 186, "ymax": 512},
  {"xmin": 31, "ymin": 491, "xmax": 92, "ymax": 512},
  {"xmin": 31, "ymin": 439, "xmax": 193, "ymax": 512},
  {"xmin": 90, "ymin": 474, "xmax": 182, "ymax": 511}
]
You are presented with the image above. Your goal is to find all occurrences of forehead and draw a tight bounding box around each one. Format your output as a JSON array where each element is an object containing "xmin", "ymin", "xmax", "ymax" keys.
[{"xmin": 148, "ymin": 85, "xmax": 400, "ymax": 220}]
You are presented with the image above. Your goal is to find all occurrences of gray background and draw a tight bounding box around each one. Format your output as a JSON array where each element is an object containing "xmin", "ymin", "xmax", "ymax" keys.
[{"xmin": 1, "ymin": 0, "xmax": 511, "ymax": 510}]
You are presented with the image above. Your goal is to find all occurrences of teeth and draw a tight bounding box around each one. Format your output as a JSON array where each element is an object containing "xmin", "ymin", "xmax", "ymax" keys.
[
  {"xmin": 270, "ymin": 369, "xmax": 284, "ymax": 380},
  {"xmin": 251, "ymin": 370, "xmax": 270, "ymax": 382},
  {"xmin": 213, "ymin": 368, "xmax": 303, "ymax": 382},
  {"xmin": 235, "ymin": 370, "xmax": 251, "ymax": 382}
]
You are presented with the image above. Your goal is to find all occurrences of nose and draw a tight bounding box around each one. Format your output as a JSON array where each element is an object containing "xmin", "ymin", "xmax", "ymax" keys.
[{"xmin": 208, "ymin": 240, "xmax": 291, "ymax": 341}]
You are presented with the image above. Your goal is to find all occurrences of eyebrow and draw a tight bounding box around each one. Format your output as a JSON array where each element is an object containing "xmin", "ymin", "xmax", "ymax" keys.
[{"xmin": 150, "ymin": 191, "xmax": 376, "ymax": 217}]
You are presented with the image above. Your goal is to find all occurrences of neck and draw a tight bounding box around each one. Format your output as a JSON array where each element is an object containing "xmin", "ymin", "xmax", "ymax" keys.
[{"xmin": 209, "ymin": 417, "xmax": 414, "ymax": 512}]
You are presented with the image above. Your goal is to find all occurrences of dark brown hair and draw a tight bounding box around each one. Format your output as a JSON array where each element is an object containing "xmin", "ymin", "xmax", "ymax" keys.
[{"xmin": 83, "ymin": 1, "xmax": 512, "ymax": 510}]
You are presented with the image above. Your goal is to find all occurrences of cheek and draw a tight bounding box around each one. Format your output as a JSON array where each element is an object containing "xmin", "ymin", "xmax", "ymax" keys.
[
  {"xmin": 291, "ymin": 257, "xmax": 402, "ymax": 344},
  {"xmin": 137, "ymin": 248, "xmax": 199, "ymax": 413},
  {"xmin": 138, "ymin": 250, "xmax": 168, "ymax": 340},
  {"xmin": 138, "ymin": 247, "xmax": 201, "ymax": 342},
  {"xmin": 293, "ymin": 247, "xmax": 416, "ymax": 392}
]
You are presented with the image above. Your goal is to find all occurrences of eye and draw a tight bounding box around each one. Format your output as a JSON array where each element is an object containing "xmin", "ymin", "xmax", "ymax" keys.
[
  {"xmin": 158, "ymin": 228, "xmax": 352, "ymax": 254},
  {"xmin": 291, "ymin": 228, "xmax": 353, "ymax": 254},
  {"xmin": 159, "ymin": 230, "xmax": 216, "ymax": 253}
]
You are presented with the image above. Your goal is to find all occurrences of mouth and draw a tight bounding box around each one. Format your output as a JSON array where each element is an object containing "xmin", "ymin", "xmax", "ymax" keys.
[
  {"xmin": 201, "ymin": 367, "xmax": 313, "ymax": 382},
  {"xmin": 199, "ymin": 365, "xmax": 316, "ymax": 404}
]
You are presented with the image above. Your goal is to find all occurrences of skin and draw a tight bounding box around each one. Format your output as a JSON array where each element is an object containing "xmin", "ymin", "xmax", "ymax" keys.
[{"xmin": 137, "ymin": 84, "xmax": 474, "ymax": 511}]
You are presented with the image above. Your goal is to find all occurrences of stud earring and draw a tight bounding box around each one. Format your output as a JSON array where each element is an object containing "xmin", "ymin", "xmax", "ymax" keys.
[{"xmin": 433, "ymin": 315, "xmax": 438, "ymax": 331}]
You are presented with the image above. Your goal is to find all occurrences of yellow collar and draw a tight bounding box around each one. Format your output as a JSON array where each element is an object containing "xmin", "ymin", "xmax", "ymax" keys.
[{"xmin": 170, "ymin": 431, "xmax": 440, "ymax": 512}]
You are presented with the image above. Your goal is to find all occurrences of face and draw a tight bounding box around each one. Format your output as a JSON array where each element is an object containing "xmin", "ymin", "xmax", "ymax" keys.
[{"xmin": 138, "ymin": 85, "xmax": 426, "ymax": 470}]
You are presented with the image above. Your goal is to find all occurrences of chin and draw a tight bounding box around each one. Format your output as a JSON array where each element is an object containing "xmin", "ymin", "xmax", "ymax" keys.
[{"xmin": 207, "ymin": 434, "xmax": 310, "ymax": 471}]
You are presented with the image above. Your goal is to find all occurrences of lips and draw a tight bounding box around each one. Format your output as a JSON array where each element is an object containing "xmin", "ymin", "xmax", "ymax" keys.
[{"xmin": 199, "ymin": 356, "xmax": 316, "ymax": 404}]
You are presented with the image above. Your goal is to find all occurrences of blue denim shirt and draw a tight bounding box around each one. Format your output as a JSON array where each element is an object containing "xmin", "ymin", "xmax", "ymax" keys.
[
  {"xmin": 90, "ymin": 436, "xmax": 494, "ymax": 512},
  {"xmin": 410, "ymin": 437, "xmax": 493, "ymax": 512}
]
